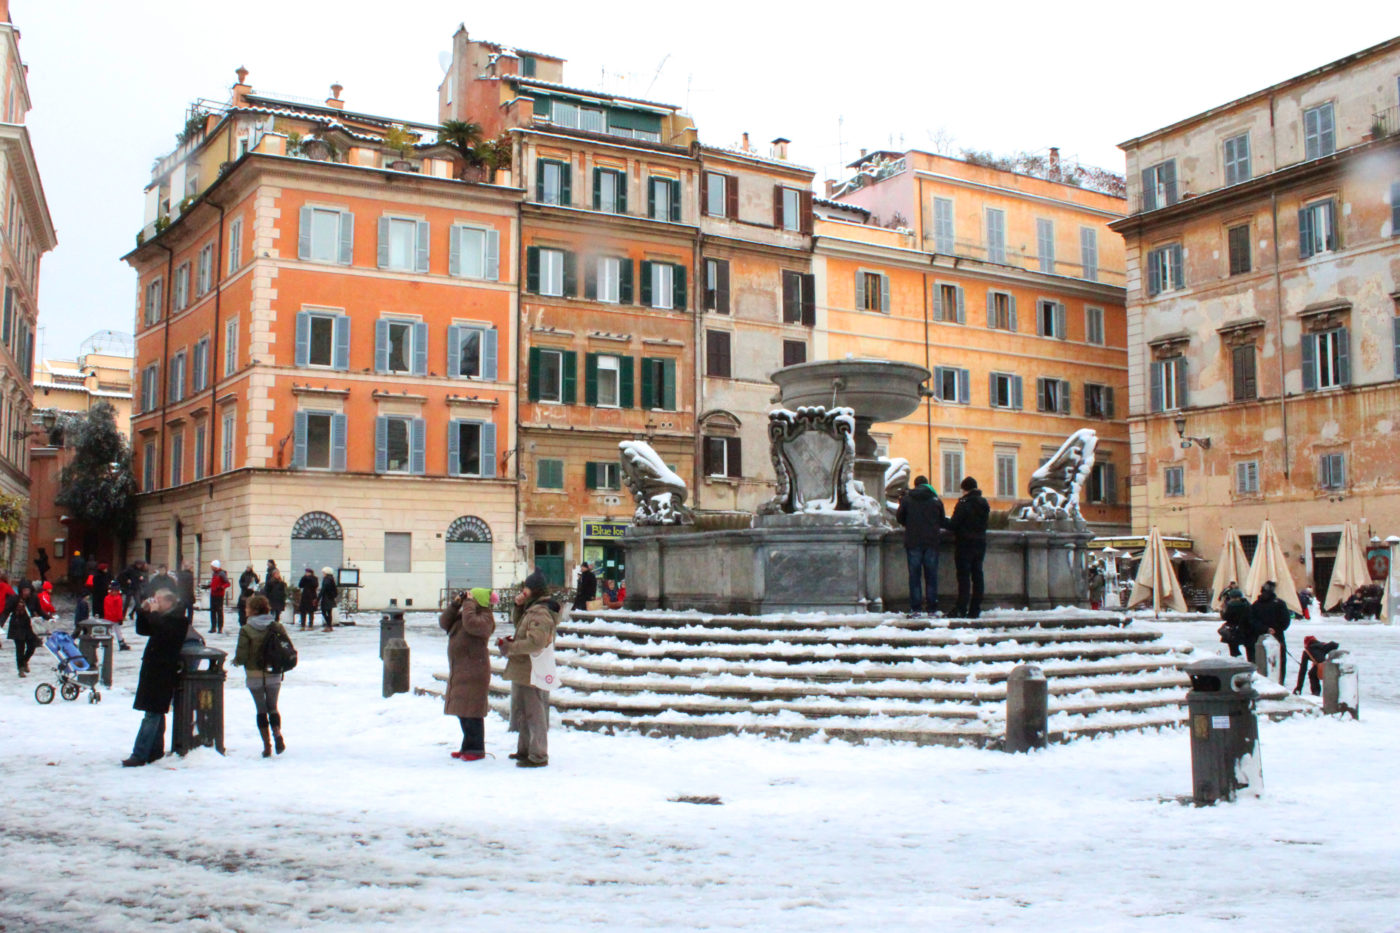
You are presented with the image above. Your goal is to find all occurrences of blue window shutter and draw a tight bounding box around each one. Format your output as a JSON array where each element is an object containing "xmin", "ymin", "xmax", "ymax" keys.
[
  {"xmin": 1169, "ymin": 246, "xmax": 1183, "ymax": 291},
  {"xmin": 331, "ymin": 414, "xmax": 347, "ymax": 471},
  {"xmin": 411, "ymin": 418, "xmax": 426, "ymax": 475},
  {"xmin": 955, "ymin": 287, "xmax": 965, "ymax": 323},
  {"xmin": 484, "ymin": 329, "xmax": 498, "ymax": 381},
  {"xmin": 1324, "ymin": 201, "xmax": 1338, "ymax": 251},
  {"xmin": 447, "ymin": 325, "xmax": 462, "ymax": 378},
  {"xmin": 989, "ymin": 372, "xmax": 997, "ymax": 405},
  {"xmin": 1148, "ymin": 250, "xmax": 1162, "ymax": 296},
  {"xmin": 338, "ymin": 212, "xmax": 354, "ymax": 265},
  {"xmin": 375, "ymin": 416, "xmax": 388, "ymax": 473},
  {"xmin": 377, "ymin": 217, "xmax": 390, "ymax": 269},
  {"xmin": 1012, "ymin": 376, "xmax": 1023, "ymax": 410},
  {"xmin": 1141, "ymin": 169, "xmax": 1156, "ymax": 211},
  {"xmin": 1393, "ymin": 317, "xmax": 1400, "ymax": 378},
  {"xmin": 931, "ymin": 286, "xmax": 943, "ymax": 321},
  {"xmin": 293, "ymin": 411, "xmax": 308, "ymax": 468},
  {"xmin": 447, "ymin": 420, "xmax": 461, "ymax": 476},
  {"xmin": 958, "ymin": 368, "xmax": 970, "ymax": 404},
  {"xmin": 295, "ymin": 312, "xmax": 310, "ymax": 366},
  {"xmin": 1150, "ymin": 361, "xmax": 1163, "ymax": 412},
  {"xmin": 413, "ymin": 321, "xmax": 428, "ymax": 375},
  {"xmin": 857, "ymin": 271, "xmax": 865, "ymax": 311},
  {"xmin": 1174, "ymin": 357, "xmax": 1189, "ymax": 407},
  {"xmin": 298, "ymin": 207, "xmax": 312, "ymax": 260},
  {"xmin": 416, "ymin": 220, "xmax": 430, "ymax": 273},
  {"xmin": 375, "ymin": 320, "xmax": 389, "ymax": 373},
  {"xmin": 986, "ymin": 291, "xmax": 994, "ymax": 327},
  {"xmin": 1009, "ymin": 295, "xmax": 1018, "ymax": 331},
  {"xmin": 481, "ymin": 423, "xmax": 497, "ymax": 478},
  {"xmin": 1059, "ymin": 379, "xmax": 1071, "ymax": 414},
  {"xmin": 880, "ymin": 274, "xmax": 890, "ymax": 314},
  {"xmin": 448, "ymin": 226, "xmax": 461, "ymax": 277},
  {"xmin": 1298, "ymin": 208, "xmax": 1313, "ymax": 259},
  {"xmin": 1337, "ymin": 327, "xmax": 1350, "ymax": 385},
  {"xmin": 1301, "ymin": 334, "xmax": 1317, "ymax": 392},
  {"xmin": 334, "ymin": 315, "xmax": 351, "ymax": 371},
  {"xmin": 1055, "ymin": 303, "xmax": 1066, "ymax": 339},
  {"xmin": 486, "ymin": 229, "xmax": 500, "ymax": 281},
  {"xmin": 1162, "ymin": 160, "xmax": 1177, "ymax": 205}
]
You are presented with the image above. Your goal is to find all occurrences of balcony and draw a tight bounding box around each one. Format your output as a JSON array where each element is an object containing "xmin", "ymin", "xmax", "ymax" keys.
[{"xmin": 1370, "ymin": 105, "xmax": 1400, "ymax": 140}]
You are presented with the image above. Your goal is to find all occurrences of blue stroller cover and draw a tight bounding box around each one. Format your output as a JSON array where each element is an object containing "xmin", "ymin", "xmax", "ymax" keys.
[{"xmin": 45, "ymin": 632, "xmax": 91, "ymax": 673}]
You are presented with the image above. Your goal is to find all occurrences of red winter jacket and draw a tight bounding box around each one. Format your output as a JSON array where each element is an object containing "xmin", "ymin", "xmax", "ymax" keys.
[
  {"xmin": 209, "ymin": 569, "xmax": 231, "ymax": 599},
  {"xmin": 103, "ymin": 592, "xmax": 124, "ymax": 622}
]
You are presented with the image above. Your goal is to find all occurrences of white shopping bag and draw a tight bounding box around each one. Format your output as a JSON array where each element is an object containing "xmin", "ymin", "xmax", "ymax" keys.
[{"xmin": 530, "ymin": 644, "xmax": 558, "ymax": 691}]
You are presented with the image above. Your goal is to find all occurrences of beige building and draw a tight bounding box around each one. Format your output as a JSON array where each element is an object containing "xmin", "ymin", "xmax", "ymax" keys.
[{"xmin": 1111, "ymin": 36, "xmax": 1400, "ymax": 596}]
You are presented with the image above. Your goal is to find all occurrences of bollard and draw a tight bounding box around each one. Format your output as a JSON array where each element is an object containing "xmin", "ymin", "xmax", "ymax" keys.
[
  {"xmin": 1253, "ymin": 634, "xmax": 1280, "ymax": 682},
  {"xmin": 1321, "ymin": 652, "xmax": 1360, "ymax": 719},
  {"xmin": 379, "ymin": 610, "xmax": 406, "ymax": 660},
  {"xmin": 383, "ymin": 637, "xmax": 410, "ymax": 698},
  {"xmin": 172, "ymin": 644, "xmax": 227, "ymax": 755},
  {"xmin": 1004, "ymin": 664, "xmax": 1048, "ymax": 752},
  {"xmin": 1185, "ymin": 657, "xmax": 1261, "ymax": 805}
]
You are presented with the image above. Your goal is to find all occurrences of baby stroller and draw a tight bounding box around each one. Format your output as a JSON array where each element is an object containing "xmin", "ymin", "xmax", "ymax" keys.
[{"xmin": 34, "ymin": 631, "xmax": 102, "ymax": 704}]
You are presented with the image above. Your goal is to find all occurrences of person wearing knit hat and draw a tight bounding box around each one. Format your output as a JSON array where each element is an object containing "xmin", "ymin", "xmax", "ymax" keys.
[
  {"xmin": 1294, "ymin": 634, "xmax": 1341, "ymax": 696},
  {"xmin": 499, "ymin": 570, "xmax": 560, "ymax": 767},
  {"xmin": 440, "ymin": 587, "xmax": 498, "ymax": 761}
]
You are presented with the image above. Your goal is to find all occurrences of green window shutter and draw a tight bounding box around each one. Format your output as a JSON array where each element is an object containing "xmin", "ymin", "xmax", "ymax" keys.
[
  {"xmin": 619, "ymin": 258, "xmax": 634, "ymax": 304},
  {"xmin": 647, "ymin": 178, "xmax": 657, "ymax": 218},
  {"xmin": 639, "ymin": 261, "xmax": 652, "ymax": 306},
  {"xmin": 526, "ymin": 246, "xmax": 540, "ymax": 293},
  {"xmin": 663, "ymin": 359, "xmax": 676, "ymax": 410},
  {"xmin": 616, "ymin": 172, "xmax": 627, "ymax": 213},
  {"xmin": 584, "ymin": 352, "xmax": 599, "ymax": 406},
  {"xmin": 535, "ymin": 158, "xmax": 545, "ymax": 201},
  {"xmin": 583, "ymin": 254, "xmax": 598, "ymax": 301},
  {"xmin": 585, "ymin": 461, "xmax": 598, "ymax": 489},
  {"xmin": 528, "ymin": 346, "xmax": 542, "ymax": 401},
  {"xmin": 673, "ymin": 263, "xmax": 687, "ymax": 311},
  {"xmin": 669, "ymin": 180, "xmax": 681, "ymax": 221},
  {"xmin": 562, "ymin": 350, "xmax": 577, "ymax": 404},
  {"xmin": 619, "ymin": 356, "xmax": 634, "ymax": 408},
  {"xmin": 640, "ymin": 357, "xmax": 655, "ymax": 409},
  {"xmin": 593, "ymin": 167, "xmax": 602, "ymax": 210},
  {"xmin": 562, "ymin": 251, "xmax": 578, "ymax": 297},
  {"xmin": 559, "ymin": 162, "xmax": 572, "ymax": 206}
]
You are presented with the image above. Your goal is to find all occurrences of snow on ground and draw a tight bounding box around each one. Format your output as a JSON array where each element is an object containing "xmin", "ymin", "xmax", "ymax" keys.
[{"xmin": 2, "ymin": 611, "xmax": 1398, "ymax": 932}]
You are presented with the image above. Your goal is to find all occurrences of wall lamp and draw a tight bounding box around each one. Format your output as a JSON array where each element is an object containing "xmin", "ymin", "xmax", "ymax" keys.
[
  {"xmin": 12, "ymin": 409, "xmax": 59, "ymax": 440},
  {"xmin": 1174, "ymin": 417, "xmax": 1211, "ymax": 450}
]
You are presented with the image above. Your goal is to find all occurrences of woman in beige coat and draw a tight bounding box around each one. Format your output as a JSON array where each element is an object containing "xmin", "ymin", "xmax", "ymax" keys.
[{"xmin": 440, "ymin": 587, "xmax": 497, "ymax": 761}]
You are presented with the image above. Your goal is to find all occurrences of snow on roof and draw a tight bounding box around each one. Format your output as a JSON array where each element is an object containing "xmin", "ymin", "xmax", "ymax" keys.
[
  {"xmin": 700, "ymin": 143, "xmax": 814, "ymax": 174},
  {"xmin": 512, "ymin": 76, "xmax": 679, "ymax": 112}
]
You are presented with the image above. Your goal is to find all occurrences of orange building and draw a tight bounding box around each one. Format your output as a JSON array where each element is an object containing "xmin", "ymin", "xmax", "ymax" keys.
[{"xmin": 823, "ymin": 150, "xmax": 1130, "ymax": 529}]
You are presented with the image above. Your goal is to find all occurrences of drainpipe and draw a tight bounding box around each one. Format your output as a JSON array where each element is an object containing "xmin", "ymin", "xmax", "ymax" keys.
[
  {"xmin": 514, "ymin": 154, "xmax": 526, "ymax": 580},
  {"xmin": 1269, "ymin": 93, "xmax": 1289, "ymax": 479},
  {"xmin": 694, "ymin": 227, "xmax": 705, "ymax": 508},
  {"xmin": 155, "ymin": 242, "xmax": 175, "ymax": 489},
  {"xmin": 922, "ymin": 269, "xmax": 932, "ymax": 474},
  {"xmin": 207, "ymin": 200, "xmax": 226, "ymax": 491}
]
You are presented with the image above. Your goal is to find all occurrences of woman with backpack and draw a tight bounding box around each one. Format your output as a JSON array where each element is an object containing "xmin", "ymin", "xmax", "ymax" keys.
[{"xmin": 232, "ymin": 594, "xmax": 295, "ymax": 757}]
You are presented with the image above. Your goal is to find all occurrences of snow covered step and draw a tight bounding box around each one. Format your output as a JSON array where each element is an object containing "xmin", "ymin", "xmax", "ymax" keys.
[{"xmin": 569, "ymin": 609, "xmax": 1138, "ymax": 634}]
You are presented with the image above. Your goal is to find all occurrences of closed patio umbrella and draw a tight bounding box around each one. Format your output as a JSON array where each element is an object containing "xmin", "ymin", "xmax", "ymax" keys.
[
  {"xmin": 1324, "ymin": 520, "xmax": 1371, "ymax": 611},
  {"xmin": 1129, "ymin": 526, "xmax": 1187, "ymax": 614},
  {"xmin": 1243, "ymin": 519, "xmax": 1302, "ymax": 616},
  {"xmin": 1210, "ymin": 527, "xmax": 1251, "ymax": 610}
]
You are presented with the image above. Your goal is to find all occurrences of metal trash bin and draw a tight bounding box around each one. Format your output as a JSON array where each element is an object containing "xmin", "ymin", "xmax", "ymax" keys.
[
  {"xmin": 1186, "ymin": 656, "xmax": 1261, "ymax": 805},
  {"xmin": 172, "ymin": 644, "xmax": 227, "ymax": 756},
  {"xmin": 75, "ymin": 620, "xmax": 115, "ymax": 687},
  {"xmin": 379, "ymin": 610, "xmax": 405, "ymax": 659}
]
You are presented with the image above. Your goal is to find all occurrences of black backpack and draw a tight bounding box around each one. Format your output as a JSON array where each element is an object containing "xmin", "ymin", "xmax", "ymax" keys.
[{"xmin": 260, "ymin": 624, "xmax": 298, "ymax": 674}]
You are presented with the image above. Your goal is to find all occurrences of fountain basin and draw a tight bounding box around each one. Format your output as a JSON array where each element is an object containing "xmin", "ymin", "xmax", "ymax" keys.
[{"xmin": 771, "ymin": 359, "xmax": 930, "ymax": 426}]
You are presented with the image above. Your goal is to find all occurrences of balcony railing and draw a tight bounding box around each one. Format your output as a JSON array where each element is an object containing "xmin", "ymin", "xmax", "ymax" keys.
[{"xmin": 1371, "ymin": 105, "xmax": 1399, "ymax": 139}]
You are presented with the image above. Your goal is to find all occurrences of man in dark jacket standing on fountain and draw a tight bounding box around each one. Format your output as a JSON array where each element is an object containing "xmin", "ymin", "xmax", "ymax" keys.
[
  {"xmin": 950, "ymin": 476, "xmax": 991, "ymax": 618},
  {"xmin": 896, "ymin": 476, "xmax": 946, "ymax": 617}
]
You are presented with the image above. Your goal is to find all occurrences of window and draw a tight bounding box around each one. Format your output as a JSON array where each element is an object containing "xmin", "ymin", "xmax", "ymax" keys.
[
  {"xmin": 529, "ymin": 347, "xmax": 575, "ymax": 404},
  {"xmin": 776, "ymin": 186, "xmax": 808, "ymax": 232},
  {"xmin": 537, "ymin": 458, "xmax": 564, "ymax": 490},
  {"xmin": 520, "ymin": 55, "xmax": 536, "ymax": 77},
  {"xmin": 933, "ymin": 366, "xmax": 970, "ymax": 404},
  {"xmin": 782, "ymin": 340, "xmax": 807, "ymax": 367},
  {"xmin": 527, "ymin": 246, "xmax": 572, "ymax": 297},
  {"xmin": 584, "ymin": 461, "xmax": 621, "ymax": 490},
  {"xmin": 640, "ymin": 357, "xmax": 678, "ymax": 410},
  {"xmin": 648, "ymin": 177, "xmax": 681, "ymax": 222},
  {"xmin": 377, "ymin": 319, "xmax": 424, "ymax": 375},
  {"xmin": 1037, "ymin": 377, "xmax": 1071, "ymax": 414},
  {"xmin": 192, "ymin": 337, "xmax": 209, "ymax": 392},
  {"xmin": 647, "ymin": 262, "xmax": 675, "ymax": 310},
  {"xmin": 1319, "ymin": 452, "xmax": 1346, "ymax": 490},
  {"xmin": 384, "ymin": 533, "xmax": 412, "ymax": 573},
  {"xmin": 170, "ymin": 431, "xmax": 184, "ymax": 486},
  {"xmin": 379, "ymin": 217, "xmax": 427, "ymax": 272},
  {"xmin": 1235, "ymin": 460, "xmax": 1260, "ymax": 496},
  {"xmin": 296, "ymin": 311, "xmax": 350, "ymax": 370},
  {"xmin": 1224, "ymin": 133, "xmax": 1251, "ymax": 186},
  {"xmin": 1147, "ymin": 244, "xmax": 1184, "ymax": 295},
  {"xmin": 703, "ymin": 436, "xmax": 741, "ymax": 478},
  {"xmin": 224, "ymin": 317, "xmax": 239, "ymax": 376},
  {"xmin": 450, "ymin": 419, "xmax": 497, "ymax": 477},
  {"xmin": 587, "ymin": 256, "xmax": 628, "ymax": 304},
  {"xmin": 859, "ymin": 271, "xmax": 890, "ymax": 313},
  {"xmin": 586, "ymin": 353, "xmax": 629, "ymax": 408},
  {"xmin": 703, "ymin": 171, "xmax": 731, "ymax": 218},
  {"xmin": 1037, "ymin": 300, "xmax": 1066, "ymax": 339},
  {"xmin": 1150, "ymin": 356, "xmax": 1188, "ymax": 412},
  {"xmin": 227, "ymin": 217, "xmax": 243, "ymax": 273},
  {"xmin": 537, "ymin": 159, "xmax": 571, "ymax": 206},
  {"xmin": 142, "ymin": 441, "xmax": 156, "ymax": 492},
  {"xmin": 449, "ymin": 325, "xmax": 497, "ymax": 380},
  {"xmin": 173, "ymin": 263, "xmax": 190, "ymax": 311},
  {"xmin": 1164, "ymin": 465, "xmax": 1185, "ymax": 498},
  {"xmin": 1036, "ymin": 218, "xmax": 1055, "ymax": 273},
  {"xmin": 1303, "ymin": 103, "xmax": 1335, "ymax": 160},
  {"xmin": 298, "ymin": 206, "xmax": 353, "ymax": 265},
  {"xmin": 933, "ymin": 197, "xmax": 955, "ymax": 254},
  {"xmin": 1084, "ymin": 383, "xmax": 1114, "ymax": 419},
  {"xmin": 294, "ymin": 411, "xmax": 343, "ymax": 470},
  {"xmin": 1228, "ymin": 224, "xmax": 1252, "ymax": 275},
  {"xmin": 1141, "ymin": 161, "xmax": 1178, "ymax": 211},
  {"xmin": 985, "ymin": 208, "xmax": 1006, "ymax": 263},
  {"xmin": 1, "ymin": 287, "xmax": 10, "ymax": 345},
  {"xmin": 934, "ymin": 283, "xmax": 965, "ymax": 323},
  {"xmin": 941, "ymin": 449, "xmax": 964, "ymax": 496},
  {"xmin": 987, "ymin": 291, "xmax": 1016, "ymax": 330},
  {"xmin": 1303, "ymin": 327, "xmax": 1350, "ymax": 391},
  {"xmin": 989, "ymin": 372, "xmax": 1023, "ymax": 409},
  {"xmin": 140, "ymin": 364, "xmax": 159, "ymax": 412},
  {"xmin": 449, "ymin": 225, "xmax": 500, "ymax": 280},
  {"xmin": 1081, "ymin": 227, "xmax": 1099, "ymax": 281},
  {"xmin": 193, "ymin": 424, "xmax": 206, "ymax": 481},
  {"xmin": 706, "ymin": 330, "xmax": 731, "ymax": 378},
  {"xmin": 1085, "ymin": 307, "xmax": 1105, "ymax": 346},
  {"xmin": 221, "ymin": 410, "xmax": 235, "ymax": 472},
  {"xmin": 995, "ymin": 451, "xmax": 1018, "ymax": 499},
  {"xmin": 1298, "ymin": 199, "xmax": 1337, "ymax": 258},
  {"xmin": 1231, "ymin": 345, "xmax": 1257, "ymax": 401},
  {"xmin": 1088, "ymin": 462, "xmax": 1117, "ymax": 504},
  {"xmin": 593, "ymin": 168, "xmax": 626, "ymax": 213},
  {"xmin": 168, "ymin": 351, "xmax": 186, "ymax": 403},
  {"xmin": 704, "ymin": 258, "xmax": 730, "ymax": 313},
  {"xmin": 196, "ymin": 243, "xmax": 214, "ymax": 295},
  {"xmin": 144, "ymin": 278, "xmax": 163, "ymax": 326},
  {"xmin": 782, "ymin": 271, "xmax": 816, "ymax": 325},
  {"xmin": 375, "ymin": 415, "xmax": 424, "ymax": 474}
]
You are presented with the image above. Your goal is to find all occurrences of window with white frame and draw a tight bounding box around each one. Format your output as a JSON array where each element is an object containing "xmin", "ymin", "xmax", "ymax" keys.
[
  {"xmin": 452, "ymin": 325, "xmax": 491, "ymax": 379},
  {"xmin": 144, "ymin": 278, "xmax": 163, "ymax": 326},
  {"xmin": 304, "ymin": 313, "xmax": 337, "ymax": 368},
  {"xmin": 1224, "ymin": 133, "xmax": 1251, "ymax": 186},
  {"xmin": 173, "ymin": 263, "xmax": 190, "ymax": 311},
  {"xmin": 704, "ymin": 172, "xmax": 727, "ymax": 217},
  {"xmin": 1085, "ymin": 306, "xmax": 1105, "ymax": 345},
  {"xmin": 1141, "ymin": 160, "xmax": 1177, "ymax": 211},
  {"xmin": 596, "ymin": 256, "xmax": 621, "ymax": 303},
  {"xmin": 227, "ymin": 217, "xmax": 243, "ymax": 273},
  {"xmin": 538, "ymin": 248, "xmax": 564, "ymax": 297},
  {"xmin": 933, "ymin": 197, "xmax": 955, "ymax": 254},
  {"xmin": 933, "ymin": 366, "xmax": 970, "ymax": 404},
  {"xmin": 595, "ymin": 168, "xmax": 625, "ymax": 213},
  {"xmin": 170, "ymin": 431, "xmax": 184, "ymax": 486},
  {"xmin": 168, "ymin": 351, "xmax": 186, "ymax": 403},
  {"xmin": 302, "ymin": 207, "xmax": 351, "ymax": 264},
  {"xmin": 1319, "ymin": 452, "xmax": 1346, "ymax": 490},
  {"xmin": 1303, "ymin": 103, "xmax": 1335, "ymax": 160},
  {"xmin": 224, "ymin": 316, "xmax": 238, "ymax": 375},
  {"xmin": 585, "ymin": 461, "xmax": 621, "ymax": 490},
  {"xmin": 703, "ymin": 436, "xmax": 740, "ymax": 477},
  {"xmin": 595, "ymin": 355, "xmax": 621, "ymax": 408},
  {"xmin": 380, "ymin": 416, "xmax": 412, "ymax": 473},
  {"xmin": 1084, "ymin": 383, "xmax": 1114, "ymax": 419},
  {"xmin": 1298, "ymin": 199, "xmax": 1337, "ymax": 258},
  {"xmin": 382, "ymin": 217, "xmax": 421, "ymax": 271},
  {"xmin": 1037, "ymin": 377, "xmax": 1071, "ymax": 414},
  {"xmin": 193, "ymin": 423, "xmax": 206, "ymax": 481},
  {"xmin": 995, "ymin": 451, "xmax": 1018, "ymax": 499},
  {"xmin": 649, "ymin": 177, "xmax": 678, "ymax": 221},
  {"xmin": 1088, "ymin": 462, "xmax": 1117, "ymax": 504},
  {"xmin": 1164, "ymin": 465, "xmax": 1184, "ymax": 498},
  {"xmin": 453, "ymin": 421, "xmax": 484, "ymax": 477},
  {"xmin": 1303, "ymin": 327, "xmax": 1349, "ymax": 391},
  {"xmin": 385, "ymin": 320, "xmax": 415, "ymax": 373},
  {"xmin": 221, "ymin": 410, "xmax": 236, "ymax": 472},
  {"xmin": 538, "ymin": 159, "xmax": 569, "ymax": 206},
  {"xmin": 1037, "ymin": 300, "xmax": 1066, "ymax": 339},
  {"xmin": 450, "ymin": 225, "xmax": 493, "ymax": 280},
  {"xmin": 192, "ymin": 337, "xmax": 209, "ymax": 392},
  {"xmin": 941, "ymin": 448, "xmax": 965, "ymax": 496},
  {"xmin": 988, "ymin": 291, "xmax": 1015, "ymax": 330},
  {"xmin": 537, "ymin": 349, "xmax": 564, "ymax": 403},
  {"xmin": 990, "ymin": 372, "xmax": 1022, "ymax": 409},
  {"xmin": 1235, "ymin": 460, "xmax": 1260, "ymax": 495},
  {"xmin": 1150, "ymin": 356, "xmax": 1187, "ymax": 412},
  {"xmin": 650, "ymin": 262, "xmax": 674, "ymax": 310},
  {"xmin": 859, "ymin": 271, "xmax": 890, "ymax": 313},
  {"xmin": 140, "ymin": 364, "xmax": 158, "ymax": 412},
  {"xmin": 1147, "ymin": 243, "xmax": 1183, "ymax": 295},
  {"xmin": 985, "ymin": 208, "xmax": 1006, "ymax": 263},
  {"xmin": 780, "ymin": 187, "xmax": 802, "ymax": 231},
  {"xmin": 196, "ymin": 243, "xmax": 214, "ymax": 295},
  {"xmin": 935, "ymin": 283, "xmax": 964, "ymax": 323}
]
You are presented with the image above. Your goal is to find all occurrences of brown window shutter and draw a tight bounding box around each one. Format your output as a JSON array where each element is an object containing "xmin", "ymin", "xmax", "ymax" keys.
[
  {"xmin": 726, "ymin": 437, "xmax": 742, "ymax": 478},
  {"xmin": 801, "ymin": 273, "xmax": 815, "ymax": 326},
  {"xmin": 717, "ymin": 260, "xmax": 731, "ymax": 314},
  {"xmin": 726, "ymin": 174, "xmax": 738, "ymax": 220},
  {"xmin": 782, "ymin": 270, "xmax": 800, "ymax": 322},
  {"xmin": 700, "ymin": 171, "xmax": 710, "ymax": 216},
  {"xmin": 703, "ymin": 437, "xmax": 719, "ymax": 475},
  {"xmin": 774, "ymin": 185, "xmax": 783, "ymax": 228},
  {"xmin": 800, "ymin": 190, "xmax": 813, "ymax": 234}
]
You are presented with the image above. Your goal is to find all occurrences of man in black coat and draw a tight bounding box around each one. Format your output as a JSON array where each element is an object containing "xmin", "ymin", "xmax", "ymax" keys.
[
  {"xmin": 572, "ymin": 562, "xmax": 597, "ymax": 611},
  {"xmin": 1250, "ymin": 581, "xmax": 1292, "ymax": 684},
  {"xmin": 124, "ymin": 586, "xmax": 188, "ymax": 767},
  {"xmin": 5, "ymin": 581, "xmax": 42, "ymax": 676},
  {"xmin": 176, "ymin": 563, "xmax": 197, "ymax": 626},
  {"xmin": 119, "ymin": 560, "xmax": 146, "ymax": 619},
  {"xmin": 949, "ymin": 476, "xmax": 991, "ymax": 618},
  {"xmin": 896, "ymin": 475, "xmax": 946, "ymax": 617},
  {"xmin": 89, "ymin": 561, "xmax": 112, "ymax": 607}
]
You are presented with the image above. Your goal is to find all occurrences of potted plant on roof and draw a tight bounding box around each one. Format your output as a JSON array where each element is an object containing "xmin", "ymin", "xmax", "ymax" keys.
[
  {"xmin": 302, "ymin": 133, "xmax": 334, "ymax": 162},
  {"xmin": 384, "ymin": 124, "xmax": 418, "ymax": 171},
  {"xmin": 439, "ymin": 119, "xmax": 485, "ymax": 180},
  {"xmin": 472, "ymin": 133, "xmax": 514, "ymax": 185}
]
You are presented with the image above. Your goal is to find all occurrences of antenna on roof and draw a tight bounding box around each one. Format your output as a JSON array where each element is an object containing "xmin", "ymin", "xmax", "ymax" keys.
[
  {"xmin": 437, "ymin": 51, "xmax": 451, "ymax": 74},
  {"xmin": 645, "ymin": 54, "xmax": 670, "ymax": 96}
]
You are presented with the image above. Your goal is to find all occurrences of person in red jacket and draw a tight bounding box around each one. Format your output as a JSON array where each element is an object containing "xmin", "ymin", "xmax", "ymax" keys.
[
  {"xmin": 103, "ymin": 582, "xmax": 132, "ymax": 650},
  {"xmin": 206, "ymin": 560, "xmax": 231, "ymax": 635},
  {"xmin": 38, "ymin": 581, "xmax": 57, "ymax": 620}
]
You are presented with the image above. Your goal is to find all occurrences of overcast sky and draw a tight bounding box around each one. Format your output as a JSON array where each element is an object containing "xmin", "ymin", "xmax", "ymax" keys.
[{"xmin": 17, "ymin": 0, "xmax": 1394, "ymax": 360}]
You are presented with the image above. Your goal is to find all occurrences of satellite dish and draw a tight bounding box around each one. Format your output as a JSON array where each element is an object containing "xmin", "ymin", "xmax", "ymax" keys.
[{"xmin": 438, "ymin": 52, "xmax": 452, "ymax": 74}]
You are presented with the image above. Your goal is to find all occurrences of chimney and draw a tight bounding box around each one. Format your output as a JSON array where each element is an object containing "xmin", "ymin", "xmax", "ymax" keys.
[
  {"xmin": 0, "ymin": 2, "xmax": 10, "ymax": 25},
  {"xmin": 770, "ymin": 137, "xmax": 790, "ymax": 160},
  {"xmin": 326, "ymin": 82, "xmax": 345, "ymax": 110},
  {"xmin": 1048, "ymin": 147, "xmax": 1061, "ymax": 182},
  {"xmin": 824, "ymin": 179, "xmax": 836, "ymax": 197},
  {"xmin": 741, "ymin": 132, "xmax": 750, "ymax": 152},
  {"xmin": 859, "ymin": 148, "xmax": 867, "ymax": 159}
]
